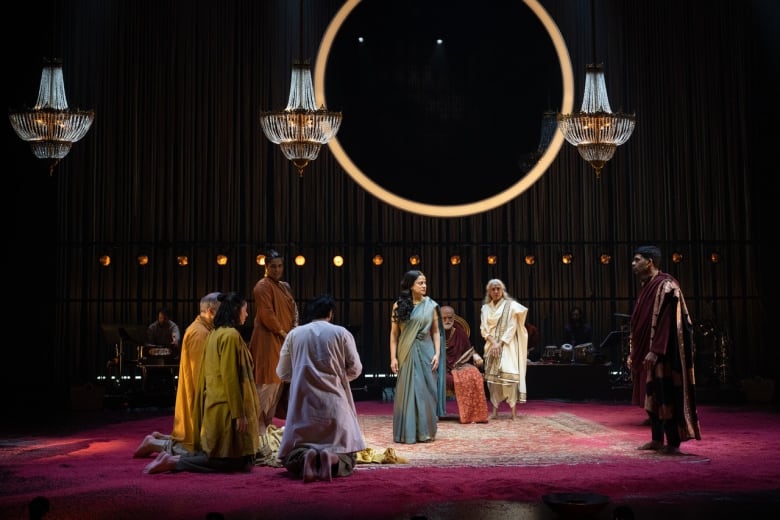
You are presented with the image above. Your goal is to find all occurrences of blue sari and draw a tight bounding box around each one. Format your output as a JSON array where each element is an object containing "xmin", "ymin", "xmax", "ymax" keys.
[{"xmin": 392, "ymin": 297, "xmax": 446, "ymax": 443}]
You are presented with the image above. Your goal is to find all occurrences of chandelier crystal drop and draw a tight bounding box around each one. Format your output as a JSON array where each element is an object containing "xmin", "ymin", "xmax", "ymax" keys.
[
  {"xmin": 557, "ymin": 64, "xmax": 635, "ymax": 178},
  {"xmin": 9, "ymin": 60, "xmax": 95, "ymax": 175},
  {"xmin": 260, "ymin": 62, "xmax": 342, "ymax": 176}
]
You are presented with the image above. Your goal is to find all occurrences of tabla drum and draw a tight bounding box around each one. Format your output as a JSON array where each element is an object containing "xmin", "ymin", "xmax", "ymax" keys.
[
  {"xmin": 574, "ymin": 343, "xmax": 595, "ymax": 364},
  {"xmin": 560, "ymin": 343, "xmax": 573, "ymax": 363},
  {"xmin": 138, "ymin": 345, "xmax": 176, "ymax": 365},
  {"xmin": 543, "ymin": 345, "xmax": 560, "ymax": 362}
]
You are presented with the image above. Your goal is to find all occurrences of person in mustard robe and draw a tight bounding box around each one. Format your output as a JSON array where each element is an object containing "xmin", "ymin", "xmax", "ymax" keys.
[
  {"xmin": 143, "ymin": 292, "xmax": 260, "ymax": 474},
  {"xmin": 133, "ymin": 292, "xmax": 221, "ymax": 457}
]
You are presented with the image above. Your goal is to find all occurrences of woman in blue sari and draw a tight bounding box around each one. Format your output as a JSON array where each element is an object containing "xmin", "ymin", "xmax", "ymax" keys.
[{"xmin": 389, "ymin": 270, "xmax": 446, "ymax": 444}]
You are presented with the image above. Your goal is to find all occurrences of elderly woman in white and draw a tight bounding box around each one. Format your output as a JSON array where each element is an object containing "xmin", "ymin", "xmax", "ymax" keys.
[{"xmin": 480, "ymin": 279, "xmax": 529, "ymax": 419}]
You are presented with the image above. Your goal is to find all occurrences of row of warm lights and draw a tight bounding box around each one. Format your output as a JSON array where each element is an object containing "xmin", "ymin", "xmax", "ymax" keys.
[
  {"xmin": 98, "ymin": 253, "xmax": 345, "ymax": 267},
  {"xmin": 97, "ymin": 251, "xmax": 722, "ymax": 267}
]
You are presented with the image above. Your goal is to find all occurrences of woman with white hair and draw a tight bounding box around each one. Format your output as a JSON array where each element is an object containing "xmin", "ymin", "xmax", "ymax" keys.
[{"xmin": 480, "ymin": 279, "xmax": 529, "ymax": 419}]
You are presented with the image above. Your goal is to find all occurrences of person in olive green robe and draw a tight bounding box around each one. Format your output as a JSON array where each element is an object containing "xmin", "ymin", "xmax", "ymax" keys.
[{"xmin": 143, "ymin": 292, "xmax": 260, "ymax": 474}]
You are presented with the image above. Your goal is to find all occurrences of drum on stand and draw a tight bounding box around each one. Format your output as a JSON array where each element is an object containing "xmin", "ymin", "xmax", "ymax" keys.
[
  {"xmin": 138, "ymin": 345, "xmax": 177, "ymax": 365},
  {"xmin": 559, "ymin": 343, "xmax": 573, "ymax": 363},
  {"xmin": 574, "ymin": 343, "xmax": 595, "ymax": 364},
  {"xmin": 543, "ymin": 345, "xmax": 561, "ymax": 362},
  {"xmin": 137, "ymin": 344, "xmax": 179, "ymax": 397}
]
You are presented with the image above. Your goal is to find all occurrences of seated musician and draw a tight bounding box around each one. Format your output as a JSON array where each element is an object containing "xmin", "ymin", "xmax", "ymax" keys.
[
  {"xmin": 441, "ymin": 306, "xmax": 489, "ymax": 424},
  {"xmin": 147, "ymin": 307, "xmax": 182, "ymax": 353}
]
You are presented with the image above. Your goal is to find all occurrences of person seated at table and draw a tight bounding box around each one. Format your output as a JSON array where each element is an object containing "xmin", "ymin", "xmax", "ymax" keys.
[
  {"xmin": 563, "ymin": 306, "xmax": 593, "ymax": 346},
  {"xmin": 147, "ymin": 307, "xmax": 181, "ymax": 349},
  {"xmin": 441, "ymin": 305, "xmax": 489, "ymax": 424}
]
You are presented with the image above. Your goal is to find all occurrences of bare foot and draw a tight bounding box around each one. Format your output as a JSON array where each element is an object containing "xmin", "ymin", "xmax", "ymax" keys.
[
  {"xmin": 133, "ymin": 434, "xmax": 158, "ymax": 458},
  {"xmin": 319, "ymin": 450, "xmax": 339, "ymax": 482},
  {"xmin": 510, "ymin": 408, "xmax": 517, "ymax": 420},
  {"xmin": 143, "ymin": 452, "xmax": 178, "ymax": 474},
  {"xmin": 302, "ymin": 449, "xmax": 319, "ymax": 483}
]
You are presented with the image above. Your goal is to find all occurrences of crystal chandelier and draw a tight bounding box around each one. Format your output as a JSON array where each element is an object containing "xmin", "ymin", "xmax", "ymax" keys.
[
  {"xmin": 557, "ymin": 2, "xmax": 634, "ymax": 178},
  {"xmin": 557, "ymin": 64, "xmax": 635, "ymax": 178},
  {"xmin": 260, "ymin": 0, "xmax": 342, "ymax": 177},
  {"xmin": 260, "ymin": 63, "xmax": 342, "ymax": 177},
  {"xmin": 9, "ymin": 60, "xmax": 95, "ymax": 176}
]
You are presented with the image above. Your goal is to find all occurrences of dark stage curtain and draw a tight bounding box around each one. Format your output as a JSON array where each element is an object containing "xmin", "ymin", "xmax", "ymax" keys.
[{"xmin": 4, "ymin": 0, "xmax": 775, "ymax": 420}]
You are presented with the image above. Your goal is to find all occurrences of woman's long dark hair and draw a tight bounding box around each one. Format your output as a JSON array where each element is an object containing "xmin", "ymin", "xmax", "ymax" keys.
[
  {"xmin": 392, "ymin": 270, "xmax": 423, "ymax": 323},
  {"xmin": 213, "ymin": 291, "xmax": 246, "ymax": 328}
]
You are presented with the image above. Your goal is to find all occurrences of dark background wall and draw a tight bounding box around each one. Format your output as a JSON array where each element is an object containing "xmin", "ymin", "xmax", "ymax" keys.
[{"xmin": 3, "ymin": 0, "xmax": 776, "ymax": 423}]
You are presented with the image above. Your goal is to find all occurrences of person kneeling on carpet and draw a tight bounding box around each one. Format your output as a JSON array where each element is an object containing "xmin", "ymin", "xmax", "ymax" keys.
[
  {"xmin": 275, "ymin": 294, "xmax": 366, "ymax": 482},
  {"xmin": 142, "ymin": 292, "xmax": 260, "ymax": 474}
]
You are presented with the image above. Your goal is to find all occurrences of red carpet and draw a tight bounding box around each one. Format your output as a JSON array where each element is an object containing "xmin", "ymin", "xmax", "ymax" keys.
[{"xmin": 1, "ymin": 399, "xmax": 779, "ymax": 519}]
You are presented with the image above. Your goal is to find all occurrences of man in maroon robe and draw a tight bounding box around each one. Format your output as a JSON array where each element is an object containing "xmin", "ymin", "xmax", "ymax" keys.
[
  {"xmin": 629, "ymin": 245, "xmax": 701, "ymax": 454},
  {"xmin": 441, "ymin": 306, "xmax": 488, "ymax": 424}
]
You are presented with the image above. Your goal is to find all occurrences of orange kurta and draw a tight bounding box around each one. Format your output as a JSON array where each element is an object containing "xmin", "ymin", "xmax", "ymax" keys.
[{"xmin": 249, "ymin": 276, "xmax": 298, "ymax": 385}]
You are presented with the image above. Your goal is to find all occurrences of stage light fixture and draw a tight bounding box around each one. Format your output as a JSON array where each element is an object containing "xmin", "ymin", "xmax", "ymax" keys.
[
  {"xmin": 487, "ymin": 255, "xmax": 498, "ymax": 265},
  {"xmin": 599, "ymin": 254, "xmax": 611, "ymax": 265},
  {"xmin": 562, "ymin": 253, "xmax": 573, "ymax": 265},
  {"xmin": 256, "ymin": 254, "xmax": 266, "ymax": 266},
  {"xmin": 333, "ymin": 255, "xmax": 344, "ymax": 267},
  {"xmin": 409, "ymin": 254, "xmax": 421, "ymax": 266},
  {"xmin": 294, "ymin": 255, "xmax": 306, "ymax": 266},
  {"xmin": 137, "ymin": 255, "xmax": 149, "ymax": 266},
  {"xmin": 372, "ymin": 254, "xmax": 384, "ymax": 266},
  {"xmin": 99, "ymin": 255, "xmax": 111, "ymax": 267},
  {"xmin": 525, "ymin": 254, "xmax": 536, "ymax": 266},
  {"xmin": 710, "ymin": 251, "xmax": 721, "ymax": 264},
  {"xmin": 672, "ymin": 252, "xmax": 683, "ymax": 264},
  {"xmin": 216, "ymin": 254, "xmax": 228, "ymax": 266},
  {"xmin": 177, "ymin": 255, "xmax": 189, "ymax": 266},
  {"xmin": 450, "ymin": 255, "xmax": 461, "ymax": 266}
]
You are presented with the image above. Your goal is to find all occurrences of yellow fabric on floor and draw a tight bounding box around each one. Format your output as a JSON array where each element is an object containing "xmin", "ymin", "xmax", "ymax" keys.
[{"xmin": 356, "ymin": 446, "xmax": 408, "ymax": 464}]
